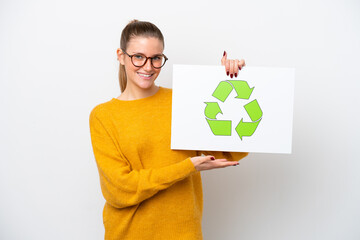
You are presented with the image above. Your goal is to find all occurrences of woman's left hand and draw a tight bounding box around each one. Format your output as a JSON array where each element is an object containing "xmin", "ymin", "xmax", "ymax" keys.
[{"xmin": 221, "ymin": 51, "xmax": 246, "ymax": 79}]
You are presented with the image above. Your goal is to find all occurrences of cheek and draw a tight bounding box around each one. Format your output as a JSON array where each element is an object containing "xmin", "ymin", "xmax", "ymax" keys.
[
  {"xmin": 124, "ymin": 62, "xmax": 138, "ymax": 75},
  {"xmin": 154, "ymin": 69, "xmax": 161, "ymax": 75}
]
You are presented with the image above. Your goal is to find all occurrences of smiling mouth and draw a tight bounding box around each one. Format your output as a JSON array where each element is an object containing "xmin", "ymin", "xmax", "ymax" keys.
[{"xmin": 137, "ymin": 72, "xmax": 154, "ymax": 78}]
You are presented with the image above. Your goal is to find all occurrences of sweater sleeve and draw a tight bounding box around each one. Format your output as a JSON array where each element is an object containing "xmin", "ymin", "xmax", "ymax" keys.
[{"xmin": 89, "ymin": 110, "xmax": 197, "ymax": 209}]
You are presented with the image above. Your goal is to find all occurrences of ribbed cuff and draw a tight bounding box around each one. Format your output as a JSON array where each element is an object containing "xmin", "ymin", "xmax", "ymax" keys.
[{"xmin": 183, "ymin": 157, "xmax": 197, "ymax": 173}]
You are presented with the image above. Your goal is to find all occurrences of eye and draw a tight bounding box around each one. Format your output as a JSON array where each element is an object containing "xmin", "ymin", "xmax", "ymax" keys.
[
  {"xmin": 153, "ymin": 55, "xmax": 163, "ymax": 61},
  {"xmin": 134, "ymin": 54, "xmax": 144, "ymax": 60}
]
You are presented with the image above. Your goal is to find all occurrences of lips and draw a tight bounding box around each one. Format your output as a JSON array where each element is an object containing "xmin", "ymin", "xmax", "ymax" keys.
[{"xmin": 137, "ymin": 72, "xmax": 154, "ymax": 79}]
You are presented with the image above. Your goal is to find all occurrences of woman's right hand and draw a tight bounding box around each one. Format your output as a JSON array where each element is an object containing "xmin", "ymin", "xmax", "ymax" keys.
[{"xmin": 190, "ymin": 155, "xmax": 239, "ymax": 171}]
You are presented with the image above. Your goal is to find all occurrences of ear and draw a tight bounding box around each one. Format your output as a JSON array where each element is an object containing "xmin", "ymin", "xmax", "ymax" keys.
[{"xmin": 116, "ymin": 48, "xmax": 125, "ymax": 65}]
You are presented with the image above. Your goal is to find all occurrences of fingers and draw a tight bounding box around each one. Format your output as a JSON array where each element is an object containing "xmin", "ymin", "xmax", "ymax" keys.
[
  {"xmin": 238, "ymin": 59, "xmax": 245, "ymax": 70},
  {"xmin": 216, "ymin": 158, "xmax": 228, "ymax": 162},
  {"xmin": 194, "ymin": 155, "xmax": 215, "ymax": 165},
  {"xmin": 221, "ymin": 51, "xmax": 227, "ymax": 66},
  {"xmin": 214, "ymin": 159, "xmax": 239, "ymax": 167},
  {"xmin": 235, "ymin": 59, "xmax": 240, "ymax": 78},
  {"xmin": 229, "ymin": 60, "xmax": 235, "ymax": 78},
  {"xmin": 222, "ymin": 51, "xmax": 230, "ymax": 76},
  {"xmin": 192, "ymin": 155, "xmax": 240, "ymax": 171},
  {"xmin": 200, "ymin": 158, "xmax": 239, "ymax": 170},
  {"xmin": 226, "ymin": 59, "xmax": 238, "ymax": 78},
  {"xmin": 221, "ymin": 51, "xmax": 246, "ymax": 78},
  {"xmin": 204, "ymin": 155, "xmax": 215, "ymax": 163}
]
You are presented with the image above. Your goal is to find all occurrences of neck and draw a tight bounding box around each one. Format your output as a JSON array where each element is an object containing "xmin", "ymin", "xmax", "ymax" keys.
[{"xmin": 118, "ymin": 84, "xmax": 159, "ymax": 100}]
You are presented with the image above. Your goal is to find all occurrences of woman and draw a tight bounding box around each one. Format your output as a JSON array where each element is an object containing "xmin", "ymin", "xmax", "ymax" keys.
[{"xmin": 89, "ymin": 19, "xmax": 248, "ymax": 240}]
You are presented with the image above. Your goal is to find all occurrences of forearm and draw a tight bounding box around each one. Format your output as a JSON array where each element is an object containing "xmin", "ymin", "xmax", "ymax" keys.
[{"xmin": 97, "ymin": 157, "xmax": 196, "ymax": 209}]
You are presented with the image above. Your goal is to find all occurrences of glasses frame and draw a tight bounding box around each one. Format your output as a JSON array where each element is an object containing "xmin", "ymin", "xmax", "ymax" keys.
[{"xmin": 121, "ymin": 49, "xmax": 168, "ymax": 69}]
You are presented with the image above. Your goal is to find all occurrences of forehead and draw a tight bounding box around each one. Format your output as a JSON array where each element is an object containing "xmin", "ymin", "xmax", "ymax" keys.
[{"xmin": 126, "ymin": 36, "xmax": 164, "ymax": 54}]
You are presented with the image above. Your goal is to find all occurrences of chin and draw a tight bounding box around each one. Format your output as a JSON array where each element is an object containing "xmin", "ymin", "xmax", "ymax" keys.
[{"xmin": 136, "ymin": 81, "xmax": 155, "ymax": 89}]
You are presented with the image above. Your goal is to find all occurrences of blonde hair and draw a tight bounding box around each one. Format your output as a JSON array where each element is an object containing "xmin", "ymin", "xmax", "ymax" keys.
[{"xmin": 118, "ymin": 20, "xmax": 165, "ymax": 92}]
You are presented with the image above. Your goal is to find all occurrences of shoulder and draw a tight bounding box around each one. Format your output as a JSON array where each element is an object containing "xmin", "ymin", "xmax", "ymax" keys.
[
  {"xmin": 89, "ymin": 98, "xmax": 115, "ymax": 121},
  {"xmin": 159, "ymin": 86, "xmax": 173, "ymax": 101},
  {"xmin": 160, "ymin": 86, "xmax": 172, "ymax": 95},
  {"xmin": 154, "ymin": 86, "xmax": 172, "ymax": 107}
]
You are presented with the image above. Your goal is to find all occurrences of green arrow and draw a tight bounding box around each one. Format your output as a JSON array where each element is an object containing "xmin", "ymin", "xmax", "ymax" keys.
[
  {"xmin": 228, "ymin": 80, "xmax": 254, "ymax": 99},
  {"xmin": 204, "ymin": 102, "xmax": 222, "ymax": 119},
  {"xmin": 212, "ymin": 81, "xmax": 233, "ymax": 102},
  {"xmin": 206, "ymin": 119, "xmax": 232, "ymax": 136},
  {"xmin": 235, "ymin": 118, "xmax": 261, "ymax": 140},
  {"xmin": 244, "ymin": 99, "xmax": 263, "ymax": 121}
]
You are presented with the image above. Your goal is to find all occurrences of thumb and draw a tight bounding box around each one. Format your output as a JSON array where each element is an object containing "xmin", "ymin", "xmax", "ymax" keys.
[
  {"xmin": 200, "ymin": 155, "xmax": 214, "ymax": 164},
  {"xmin": 221, "ymin": 51, "xmax": 227, "ymax": 65}
]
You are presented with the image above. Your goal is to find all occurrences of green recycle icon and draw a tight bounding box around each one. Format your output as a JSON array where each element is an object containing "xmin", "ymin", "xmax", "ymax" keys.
[{"xmin": 204, "ymin": 80, "xmax": 263, "ymax": 140}]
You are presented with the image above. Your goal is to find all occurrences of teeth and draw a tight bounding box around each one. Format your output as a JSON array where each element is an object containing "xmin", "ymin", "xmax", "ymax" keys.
[{"xmin": 138, "ymin": 73, "xmax": 152, "ymax": 77}]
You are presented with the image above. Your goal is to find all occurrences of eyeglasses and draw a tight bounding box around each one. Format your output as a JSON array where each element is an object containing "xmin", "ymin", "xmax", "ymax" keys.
[{"xmin": 121, "ymin": 49, "xmax": 168, "ymax": 69}]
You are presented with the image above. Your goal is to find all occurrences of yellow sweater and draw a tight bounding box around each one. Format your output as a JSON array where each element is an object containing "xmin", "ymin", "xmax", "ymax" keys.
[{"xmin": 89, "ymin": 86, "xmax": 248, "ymax": 240}]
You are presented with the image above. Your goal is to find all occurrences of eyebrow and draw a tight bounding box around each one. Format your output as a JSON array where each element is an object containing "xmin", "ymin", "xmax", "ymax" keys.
[{"xmin": 132, "ymin": 52, "xmax": 163, "ymax": 57}]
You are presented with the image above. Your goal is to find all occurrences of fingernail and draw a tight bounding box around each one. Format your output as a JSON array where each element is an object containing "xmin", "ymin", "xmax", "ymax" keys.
[
  {"xmin": 235, "ymin": 73, "xmax": 237, "ymax": 78},
  {"xmin": 239, "ymin": 66, "xmax": 242, "ymax": 70},
  {"xmin": 230, "ymin": 74, "xmax": 233, "ymax": 78},
  {"xmin": 210, "ymin": 157, "xmax": 215, "ymax": 160},
  {"xmin": 223, "ymin": 51, "xmax": 226, "ymax": 56},
  {"xmin": 227, "ymin": 71, "xmax": 229, "ymax": 76}
]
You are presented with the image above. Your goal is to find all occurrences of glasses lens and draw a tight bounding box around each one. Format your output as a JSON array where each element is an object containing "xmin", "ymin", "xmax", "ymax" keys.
[
  {"xmin": 131, "ymin": 54, "xmax": 167, "ymax": 68},
  {"xmin": 151, "ymin": 55, "xmax": 165, "ymax": 68},
  {"xmin": 131, "ymin": 54, "xmax": 147, "ymax": 67}
]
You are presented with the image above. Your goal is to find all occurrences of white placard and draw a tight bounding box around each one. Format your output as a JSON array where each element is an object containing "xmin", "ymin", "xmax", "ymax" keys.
[{"xmin": 171, "ymin": 64, "xmax": 295, "ymax": 154}]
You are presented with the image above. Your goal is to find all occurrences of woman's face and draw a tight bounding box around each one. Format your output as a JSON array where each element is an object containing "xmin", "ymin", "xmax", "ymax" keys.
[{"xmin": 118, "ymin": 36, "xmax": 164, "ymax": 91}]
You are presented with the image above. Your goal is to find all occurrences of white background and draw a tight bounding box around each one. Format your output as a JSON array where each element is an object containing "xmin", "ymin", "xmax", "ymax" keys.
[
  {"xmin": 171, "ymin": 65, "xmax": 295, "ymax": 153},
  {"xmin": 1, "ymin": 0, "xmax": 359, "ymax": 239}
]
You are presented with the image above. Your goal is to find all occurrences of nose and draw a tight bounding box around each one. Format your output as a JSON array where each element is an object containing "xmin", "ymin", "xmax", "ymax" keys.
[{"xmin": 142, "ymin": 58, "xmax": 153, "ymax": 71}]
